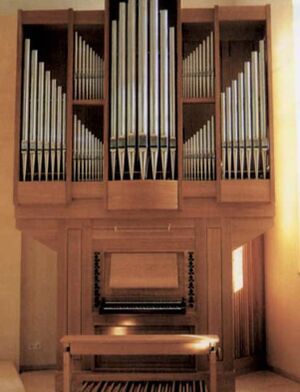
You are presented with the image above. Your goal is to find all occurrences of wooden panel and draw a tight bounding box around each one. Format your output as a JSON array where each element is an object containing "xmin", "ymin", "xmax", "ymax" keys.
[
  {"xmin": 181, "ymin": 9, "xmax": 214, "ymax": 23},
  {"xmin": 231, "ymin": 218, "xmax": 273, "ymax": 250},
  {"xmin": 81, "ymin": 224, "xmax": 94, "ymax": 336},
  {"xmin": 14, "ymin": 11, "xmax": 22, "ymax": 204},
  {"xmin": 182, "ymin": 181, "xmax": 216, "ymax": 198},
  {"xmin": 219, "ymin": 6, "xmax": 267, "ymax": 22},
  {"xmin": 74, "ymin": 11, "xmax": 105, "ymax": 25},
  {"xmin": 109, "ymin": 253, "xmax": 179, "ymax": 289},
  {"xmin": 107, "ymin": 181, "xmax": 178, "ymax": 210},
  {"xmin": 72, "ymin": 183, "xmax": 104, "ymax": 200},
  {"xmin": 93, "ymin": 238, "xmax": 194, "ymax": 253},
  {"xmin": 66, "ymin": 9, "xmax": 74, "ymax": 203},
  {"xmin": 22, "ymin": 10, "xmax": 69, "ymax": 24},
  {"xmin": 220, "ymin": 180, "xmax": 271, "ymax": 203},
  {"xmin": 67, "ymin": 229, "xmax": 82, "ymax": 334},
  {"xmin": 221, "ymin": 220, "xmax": 234, "ymax": 371},
  {"xmin": 207, "ymin": 227, "xmax": 222, "ymax": 339},
  {"xmin": 57, "ymin": 226, "xmax": 68, "ymax": 369},
  {"xmin": 214, "ymin": 6, "xmax": 222, "ymax": 198},
  {"xmin": 17, "ymin": 182, "xmax": 67, "ymax": 205}
]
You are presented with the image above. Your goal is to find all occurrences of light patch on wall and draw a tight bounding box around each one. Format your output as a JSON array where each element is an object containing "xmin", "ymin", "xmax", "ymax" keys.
[
  {"xmin": 233, "ymin": 246, "xmax": 244, "ymax": 293},
  {"xmin": 293, "ymin": 0, "xmax": 300, "ymax": 273}
]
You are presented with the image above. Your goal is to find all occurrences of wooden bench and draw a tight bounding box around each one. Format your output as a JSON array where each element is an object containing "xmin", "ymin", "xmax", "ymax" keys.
[{"xmin": 61, "ymin": 334, "xmax": 219, "ymax": 392}]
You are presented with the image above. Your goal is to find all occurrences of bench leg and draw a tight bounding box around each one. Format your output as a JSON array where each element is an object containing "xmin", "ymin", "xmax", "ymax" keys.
[
  {"xmin": 63, "ymin": 348, "xmax": 72, "ymax": 392},
  {"xmin": 209, "ymin": 349, "xmax": 217, "ymax": 392}
]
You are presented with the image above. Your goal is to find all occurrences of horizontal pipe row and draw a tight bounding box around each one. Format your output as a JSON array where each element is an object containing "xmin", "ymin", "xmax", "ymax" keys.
[
  {"xmin": 74, "ymin": 31, "xmax": 104, "ymax": 100},
  {"xmin": 183, "ymin": 32, "xmax": 214, "ymax": 99},
  {"xmin": 184, "ymin": 116, "xmax": 215, "ymax": 181},
  {"xmin": 79, "ymin": 380, "xmax": 207, "ymax": 392},
  {"xmin": 21, "ymin": 38, "xmax": 66, "ymax": 181},
  {"xmin": 73, "ymin": 115, "xmax": 103, "ymax": 181},
  {"xmin": 221, "ymin": 39, "xmax": 268, "ymax": 180},
  {"xmin": 110, "ymin": 0, "xmax": 176, "ymax": 181}
]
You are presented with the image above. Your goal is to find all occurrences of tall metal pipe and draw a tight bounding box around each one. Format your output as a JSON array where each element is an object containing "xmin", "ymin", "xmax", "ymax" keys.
[
  {"xmin": 251, "ymin": 51, "xmax": 259, "ymax": 179},
  {"xmin": 44, "ymin": 70, "xmax": 51, "ymax": 181},
  {"xmin": 244, "ymin": 61, "xmax": 252, "ymax": 179},
  {"xmin": 232, "ymin": 80, "xmax": 238, "ymax": 179},
  {"xmin": 118, "ymin": 3, "xmax": 127, "ymax": 180},
  {"xmin": 170, "ymin": 27, "xmax": 176, "ymax": 180},
  {"xmin": 50, "ymin": 79, "xmax": 57, "ymax": 180},
  {"xmin": 29, "ymin": 50, "xmax": 38, "ymax": 181},
  {"xmin": 21, "ymin": 39, "xmax": 31, "ymax": 181},
  {"xmin": 238, "ymin": 72, "xmax": 245, "ymax": 179},
  {"xmin": 225, "ymin": 87, "xmax": 232, "ymax": 179},
  {"xmin": 37, "ymin": 61, "xmax": 45, "ymax": 181},
  {"xmin": 138, "ymin": 0, "xmax": 148, "ymax": 180},
  {"xmin": 259, "ymin": 40, "xmax": 268, "ymax": 179},
  {"xmin": 127, "ymin": 0, "xmax": 137, "ymax": 180},
  {"xmin": 150, "ymin": 0, "xmax": 159, "ymax": 179},
  {"xmin": 110, "ymin": 20, "xmax": 117, "ymax": 180},
  {"xmin": 160, "ymin": 10, "xmax": 169, "ymax": 180}
]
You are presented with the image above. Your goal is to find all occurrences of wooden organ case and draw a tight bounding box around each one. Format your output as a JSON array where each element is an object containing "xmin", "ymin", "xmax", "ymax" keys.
[{"xmin": 14, "ymin": 2, "xmax": 274, "ymax": 392}]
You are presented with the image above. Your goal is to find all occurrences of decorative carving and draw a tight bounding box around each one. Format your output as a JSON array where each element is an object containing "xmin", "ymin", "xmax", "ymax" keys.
[{"xmin": 187, "ymin": 251, "xmax": 195, "ymax": 308}]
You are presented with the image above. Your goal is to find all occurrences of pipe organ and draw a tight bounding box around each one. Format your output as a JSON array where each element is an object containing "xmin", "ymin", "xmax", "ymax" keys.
[{"xmin": 15, "ymin": 4, "xmax": 273, "ymax": 392}]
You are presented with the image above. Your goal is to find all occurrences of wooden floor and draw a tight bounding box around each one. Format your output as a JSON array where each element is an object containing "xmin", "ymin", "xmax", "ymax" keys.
[{"xmin": 19, "ymin": 370, "xmax": 300, "ymax": 392}]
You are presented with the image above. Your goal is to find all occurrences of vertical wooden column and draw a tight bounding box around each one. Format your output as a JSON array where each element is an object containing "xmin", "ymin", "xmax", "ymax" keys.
[
  {"xmin": 57, "ymin": 223, "xmax": 68, "ymax": 369},
  {"xmin": 195, "ymin": 219, "xmax": 207, "ymax": 333},
  {"xmin": 213, "ymin": 7, "xmax": 221, "ymax": 200},
  {"xmin": 221, "ymin": 219, "xmax": 234, "ymax": 372},
  {"xmin": 67, "ymin": 228, "xmax": 82, "ymax": 334},
  {"xmin": 104, "ymin": 0, "xmax": 110, "ymax": 190},
  {"xmin": 66, "ymin": 9, "xmax": 74, "ymax": 202},
  {"xmin": 14, "ymin": 10, "xmax": 23, "ymax": 203},
  {"xmin": 207, "ymin": 224, "xmax": 222, "ymax": 341},
  {"xmin": 81, "ymin": 222, "xmax": 93, "ymax": 335},
  {"xmin": 177, "ymin": 0, "xmax": 183, "ymax": 208}
]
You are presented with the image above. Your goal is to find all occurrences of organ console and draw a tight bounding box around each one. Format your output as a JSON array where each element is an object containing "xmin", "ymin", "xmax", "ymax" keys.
[{"xmin": 15, "ymin": 3, "xmax": 273, "ymax": 392}]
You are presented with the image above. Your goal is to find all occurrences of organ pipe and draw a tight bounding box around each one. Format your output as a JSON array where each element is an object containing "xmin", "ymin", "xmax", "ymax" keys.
[
  {"xmin": 221, "ymin": 40, "xmax": 269, "ymax": 180},
  {"xmin": 183, "ymin": 116, "xmax": 215, "ymax": 181},
  {"xmin": 20, "ymin": 39, "xmax": 66, "ymax": 181},
  {"xmin": 74, "ymin": 31, "xmax": 104, "ymax": 100},
  {"xmin": 110, "ymin": 0, "xmax": 176, "ymax": 180},
  {"xmin": 183, "ymin": 31, "xmax": 214, "ymax": 99}
]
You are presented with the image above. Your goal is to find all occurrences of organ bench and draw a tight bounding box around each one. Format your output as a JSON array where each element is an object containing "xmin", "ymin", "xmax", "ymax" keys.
[{"xmin": 61, "ymin": 334, "xmax": 219, "ymax": 392}]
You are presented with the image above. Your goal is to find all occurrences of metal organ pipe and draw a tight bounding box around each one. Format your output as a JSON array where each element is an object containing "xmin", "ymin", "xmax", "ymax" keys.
[
  {"xmin": 183, "ymin": 116, "xmax": 216, "ymax": 181},
  {"xmin": 221, "ymin": 40, "xmax": 269, "ymax": 180},
  {"xmin": 150, "ymin": 0, "xmax": 159, "ymax": 180},
  {"xmin": 20, "ymin": 38, "xmax": 67, "ymax": 181},
  {"xmin": 110, "ymin": 0, "xmax": 177, "ymax": 180},
  {"xmin": 127, "ymin": 0, "xmax": 137, "ymax": 180},
  {"xmin": 183, "ymin": 31, "xmax": 214, "ymax": 99}
]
